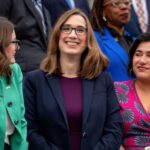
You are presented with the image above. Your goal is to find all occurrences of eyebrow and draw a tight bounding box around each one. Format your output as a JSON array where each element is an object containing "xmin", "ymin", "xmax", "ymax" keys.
[
  {"xmin": 135, "ymin": 49, "xmax": 150, "ymax": 53},
  {"xmin": 63, "ymin": 24, "xmax": 86, "ymax": 28}
]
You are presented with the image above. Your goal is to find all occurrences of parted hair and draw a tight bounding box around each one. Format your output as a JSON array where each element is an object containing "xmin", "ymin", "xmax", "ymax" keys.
[
  {"xmin": 0, "ymin": 17, "xmax": 14, "ymax": 84},
  {"xmin": 40, "ymin": 8, "xmax": 108, "ymax": 79},
  {"xmin": 128, "ymin": 32, "xmax": 150, "ymax": 77},
  {"xmin": 91, "ymin": 0, "xmax": 106, "ymax": 34}
]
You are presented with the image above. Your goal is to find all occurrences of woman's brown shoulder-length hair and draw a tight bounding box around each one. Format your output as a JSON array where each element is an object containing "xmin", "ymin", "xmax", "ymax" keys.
[
  {"xmin": 0, "ymin": 17, "xmax": 14, "ymax": 84},
  {"xmin": 40, "ymin": 8, "xmax": 108, "ymax": 80}
]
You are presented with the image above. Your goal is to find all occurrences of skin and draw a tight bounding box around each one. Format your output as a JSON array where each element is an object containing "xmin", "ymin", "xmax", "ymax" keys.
[
  {"xmin": 58, "ymin": 14, "xmax": 87, "ymax": 77},
  {"xmin": 59, "ymin": 14, "xmax": 87, "ymax": 58},
  {"xmin": 133, "ymin": 42, "xmax": 150, "ymax": 82},
  {"xmin": 133, "ymin": 42, "xmax": 150, "ymax": 114},
  {"xmin": 5, "ymin": 30, "xmax": 17, "ymax": 64},
  {"xmin": 103, "ymin": 0, "xmax": 131, "ymax": 35}
]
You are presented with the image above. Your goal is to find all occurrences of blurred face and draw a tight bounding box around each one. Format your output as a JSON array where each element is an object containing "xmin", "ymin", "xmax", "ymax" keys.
[
  {"xmin": 5, "ymin": 30, "xmax": 19, "ymax": 63},
  {"xmin": 133, "ymin": 42, "xmax": 150, "ymax": 81},
  {"xmin": 59, "ymin": 14, "xmax": 87, "ymax": 57},
  {"xmin": 103, "ymin": 0, "xmax": 131, "ymax": 28}
]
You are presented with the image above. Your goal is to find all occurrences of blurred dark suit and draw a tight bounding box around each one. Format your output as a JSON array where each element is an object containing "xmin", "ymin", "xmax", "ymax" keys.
[
  {"xmin": 0, "ymin": 0, "xmax": 51, "ymax": 74},
  {"xmin": 125, "ymin": 0, "xmax": 150, "ymax": 37},
  {"xmin": 43, "ymin": 0, "xmax": 90, "ymax": 26}
]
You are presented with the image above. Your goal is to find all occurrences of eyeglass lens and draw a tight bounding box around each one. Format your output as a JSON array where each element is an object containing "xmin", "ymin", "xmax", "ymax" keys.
[
  {"xmin": 61, "ymin": 25, "xmax": 87, "ymax": 35},
  {"xmin": 11, "ymin": 40, "xmax": 20, "ymax": 50}
]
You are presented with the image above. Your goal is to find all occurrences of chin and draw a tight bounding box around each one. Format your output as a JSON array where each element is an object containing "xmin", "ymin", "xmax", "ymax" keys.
[
  {"xmin": 10, "ymin": 58, "xmax": 16, "ymax": 64},
  {"xmin": 137, "ymin": 75, "xmax": 150, "ymax": 81}
]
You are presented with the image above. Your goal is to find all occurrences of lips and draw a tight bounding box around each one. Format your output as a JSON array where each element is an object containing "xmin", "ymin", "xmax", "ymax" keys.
[
  {"xmin": 137, "ymin": 66, "xmax": 149, "ymax": 71},
  {"xmin": 65, "ymin": 41, "xmax": 79, "ymax": 46},
  {"xmin": 120, "ymin": 12, "xmax": 130, "ymax": 19}
]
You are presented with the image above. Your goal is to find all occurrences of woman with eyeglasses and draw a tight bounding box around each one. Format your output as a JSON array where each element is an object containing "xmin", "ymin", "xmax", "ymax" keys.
[
  {"xmin": 91, "ymin": 0, "xmax": 134, "ymax": 81},
  {"xmin": 24, "ymin": 9, "xmax": 122, "ymax": 150},
  {"xmin": 0, "ymin": 17, "xmax": 28, "ymax": 150}
]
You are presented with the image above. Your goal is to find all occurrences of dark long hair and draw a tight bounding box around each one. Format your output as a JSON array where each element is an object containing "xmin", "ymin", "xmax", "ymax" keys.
[
  {"xmin": 0, "ymin": 17, "xmax": 14, "ymax": 84},
  {"xmin": 91, "ymin": 0, "xmax": 106, "ymax": 34}
]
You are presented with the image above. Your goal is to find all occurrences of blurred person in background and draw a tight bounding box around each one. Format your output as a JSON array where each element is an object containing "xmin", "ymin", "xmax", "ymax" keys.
[
  {"xmin": 0, "ymin": 0, "xmax": 51, "ymax": 76},
  {"xmin": 43, "ymin": 0, "xmax": 90, "ymax": 26},
  {"xmin": 87, "ymin": 0, "xmax": 94, "ymax": 9},
  {"xmin": 115, "ymin": 33, "xmax": 150, "ymax": 150},
  {"xmin": 0, "ymin": 17, "xmax": 28, "ymax": 150},
  {"xmin": 125, "ymin": 0, "xmax": 150, "ymax": 37},
  {"xmin": 24, "ymin": 9, "xmax": 122, "ymax": 150},
  {"xmin": 91, "ymin": 0, "xmax": 134, "ymax": 81}
]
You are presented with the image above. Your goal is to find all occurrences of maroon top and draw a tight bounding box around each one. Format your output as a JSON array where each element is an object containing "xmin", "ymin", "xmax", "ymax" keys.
[{"xmin": 60, "ymin": 76, "xmax": 82, "ymax": 150}]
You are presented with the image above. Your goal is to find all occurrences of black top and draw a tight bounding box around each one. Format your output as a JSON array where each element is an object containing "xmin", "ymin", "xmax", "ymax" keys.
[{"xmin": 107, "ymin": 27, "xmax": 133, "ymax": 53}]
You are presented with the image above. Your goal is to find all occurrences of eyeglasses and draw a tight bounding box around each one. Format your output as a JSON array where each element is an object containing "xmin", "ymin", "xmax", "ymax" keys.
[
  {"xmin": 61, "ymin": 25, "xmax": 87, "ymax": 35},
  {"xmin": 103, "ymin": 0, "xmax": 132, "ymax": 9},
  {"xmin": 10, "ymin": 39, "xmax": 20, "ymax": 50}
]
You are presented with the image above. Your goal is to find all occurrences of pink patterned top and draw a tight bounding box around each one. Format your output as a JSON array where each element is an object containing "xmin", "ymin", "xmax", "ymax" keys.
[{"xmin": 114, "ymin": 80, "xmax": 150, "ymax": 149}]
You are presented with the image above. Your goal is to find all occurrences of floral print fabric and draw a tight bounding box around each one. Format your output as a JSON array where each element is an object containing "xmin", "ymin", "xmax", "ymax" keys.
[{"xmin": 115, "ymin": 80, "xmax": 150, "ymax": 148}]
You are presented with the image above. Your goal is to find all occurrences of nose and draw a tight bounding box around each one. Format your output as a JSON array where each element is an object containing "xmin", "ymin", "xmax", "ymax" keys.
[
  {"xmin": 69, "ymin": 29, "xmax": 77, "ymax": 37},
  {"xmin": 139, "ymin": 55, "xmax": 147, "ymax": 64}
]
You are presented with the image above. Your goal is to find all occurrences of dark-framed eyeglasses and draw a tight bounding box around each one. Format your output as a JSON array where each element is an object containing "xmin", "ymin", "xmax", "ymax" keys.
[
  {"xmin": 61, "ymin": 25, "xmax": 87, "ymax": 36},
  {"xmin": 10, "ymin": 39, "xmax": 20, "ymax": 50},
  {"xmin": 103, "ymin": 0, "xmax": 132, "ymax": 9}
]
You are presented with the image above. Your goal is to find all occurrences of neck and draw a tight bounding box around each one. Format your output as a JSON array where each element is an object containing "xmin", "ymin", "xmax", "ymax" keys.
[
  {"xmin": 135, "ymin": 79, "xmax": 150, "ymax": 93},
  {"xmin": 107, "ymin": 24, "xmax": 124, "ymax": 36},
  {"xmin": 60, "ymin": 55, "xmax": 80, "ymax": 78}
]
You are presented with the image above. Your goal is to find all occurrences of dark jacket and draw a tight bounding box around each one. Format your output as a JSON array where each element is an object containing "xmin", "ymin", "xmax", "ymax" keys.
[
  {"xmin": 24, "ymin": 70, "xmax": 122, "ymax": 150},
  {"xmin": 0, "ymin": 0, "xmax": 51, "ymax": 73},
  {"xmin": 125, "ymin": 0, "xmax": 150, "ymax": 37},
  {"xmin": 43, "ymin": 0, "xmax": 90, "ymax": 26}
]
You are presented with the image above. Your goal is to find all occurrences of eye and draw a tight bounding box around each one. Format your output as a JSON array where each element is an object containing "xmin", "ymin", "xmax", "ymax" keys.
[
  {"xmin": 124, "ymin": 1, "xmax": 131, "ymax": 6},
  {"xmin": 134, "ymin": 52, "xmax": 142, "ymax": 57},
  {"xmin": 113, "ymin": 2, "xmax": 120, "ymax": 7},
  {"xmin": 61, "ymin": 26, "xmax": 71, "ymax": 33},
  {"xmin": 76, "ymin": 27, "xmax": 86, "ymax": 33},
  {"xmin": 147, "ymin": 53, "xmax": 150, "ymax": 57}
]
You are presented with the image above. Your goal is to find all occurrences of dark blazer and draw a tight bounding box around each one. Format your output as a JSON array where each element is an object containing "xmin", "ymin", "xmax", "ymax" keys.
[
  {"xmin": 43, "ymin": 0, "xmax": 90, "ymax": 26},
  {"xmin": 125, "ymin": 0, "xmax": 150, "ymax": 37},
  {"xmin": 23, "ymin": 70, "xmax": 122, "ymax": 150},
  {"xmin": 0, "ymin": 0, "xmax": 51, "ymax": 73}
]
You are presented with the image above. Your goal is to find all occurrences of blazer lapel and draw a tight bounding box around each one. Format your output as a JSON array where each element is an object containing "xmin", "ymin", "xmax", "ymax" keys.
[
  {"xmin": 101, "ymin": 28, "xmax": 129, "ymax": 66},
  {"xmin": 146, "ymin": 0, "xmax": 150, "ymax": 29},
  {"xmin": 82, "ymin": 79, "xmax": 93, "ymax": 128},
  {"xmin": 24, "ymin": 0, "xmax": 46, "ymax": 40},
  {"xmin": 46, "ymin": 75, "xmax": 69, "ymax": 128},
  {"xmin": 131, "ymin": 6, "xmax": 141, "ymax": 32},
  {"xmin": 59, "ymin": 0, "xmax": 70, "ymax": 9},
  {"xmin": 43, "ymin": 8, "xmax": 51, "ymax": 44}
]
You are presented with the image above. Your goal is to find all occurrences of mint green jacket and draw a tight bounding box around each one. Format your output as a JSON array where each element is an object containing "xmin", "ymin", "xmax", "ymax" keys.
[{"xmin": 0, "ymin": 63, "xmax": 28, "ymax": 150}]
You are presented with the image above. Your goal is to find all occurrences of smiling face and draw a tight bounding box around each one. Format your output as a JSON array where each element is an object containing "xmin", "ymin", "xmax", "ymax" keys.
[
  {"xmin": 58, "ymin": 14, "xmax": 87, "ymax": 58},
  {"xmin": 5, "ymin": 30, "xmax": 17, "ymax": 63},
  {"xmin": 133, "ymin": 42, "xmax": 150, "ymax": 82},
  {"xmin": 103, "ymin": 0, "xmax": 131, "ymax": 28}
]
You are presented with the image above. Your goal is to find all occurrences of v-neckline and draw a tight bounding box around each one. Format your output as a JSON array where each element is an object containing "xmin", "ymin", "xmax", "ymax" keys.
[{"xmin": 134, "ymin": 81, "xmax": 150, "ymax": 115}]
